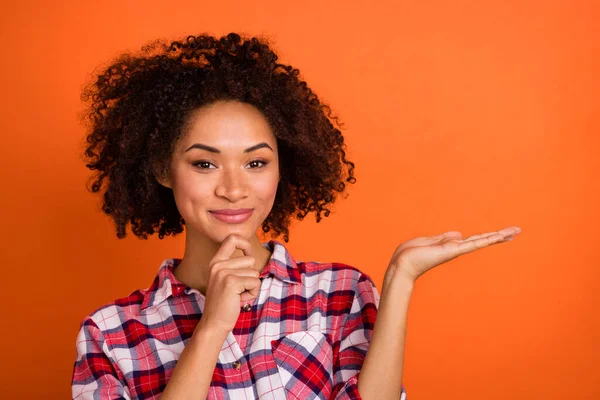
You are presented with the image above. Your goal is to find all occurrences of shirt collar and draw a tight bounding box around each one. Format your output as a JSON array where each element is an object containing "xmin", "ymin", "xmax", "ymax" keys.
[{"xmin": 141, "ymin": 239, "xmax": 301, "ymax": 311}]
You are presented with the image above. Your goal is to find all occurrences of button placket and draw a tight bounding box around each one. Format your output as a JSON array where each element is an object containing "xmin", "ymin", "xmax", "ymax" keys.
[{"xmin": 219, "ymin": 331, "xmax": 244, "ymax": 374}]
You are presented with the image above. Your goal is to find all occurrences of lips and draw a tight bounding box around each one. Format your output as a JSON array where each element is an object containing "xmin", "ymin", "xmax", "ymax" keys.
[
  {"xmin": 208, "ymin": 208, "xmax": 254, "ymax": 224},
  {"xmin": 209, "ymin": 208, "xmax": 253, "ymax": 215}
]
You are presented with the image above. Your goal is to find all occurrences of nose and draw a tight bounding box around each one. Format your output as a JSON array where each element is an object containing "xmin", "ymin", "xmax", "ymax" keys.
[{"xmin": 214, "ymin": 167, "xmax": 250, "ymax": 202}]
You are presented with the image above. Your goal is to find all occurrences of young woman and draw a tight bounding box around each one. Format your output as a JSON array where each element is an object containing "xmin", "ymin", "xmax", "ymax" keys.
[{"xmin": 71, "ymin": 32, "xmax": 521, "ymax": 400}]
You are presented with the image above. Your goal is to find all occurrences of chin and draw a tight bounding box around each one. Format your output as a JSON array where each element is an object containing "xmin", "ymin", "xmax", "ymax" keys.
[{"xmin": 206, "ymin": 224, "xmax": 257, "ymax": 242}]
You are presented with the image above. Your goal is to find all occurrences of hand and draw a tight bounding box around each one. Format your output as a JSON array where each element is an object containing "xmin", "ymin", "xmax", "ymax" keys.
[
  {"xmin": 196, "ymin": 234, "xmax": 262, "ymax": 336},
  {"xmin": 382, "ymin": 226, "xmax": 522, "ymax": 291}
]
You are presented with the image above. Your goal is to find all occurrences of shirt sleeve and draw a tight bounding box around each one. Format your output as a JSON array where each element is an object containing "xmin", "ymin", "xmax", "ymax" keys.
[
  {"xmin": 331, "ymin": 272, "xmax": 407, "ymax": 400},
  {"xmin": 71, "ymin": 317, "xmax": 131, "ymax": 400}
]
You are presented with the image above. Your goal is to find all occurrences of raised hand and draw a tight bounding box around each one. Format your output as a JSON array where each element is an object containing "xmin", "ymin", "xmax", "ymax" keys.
[
  {"xmin": 357, "ymin": 227, "xmax": 521, "ymax": 398},
  {"xmin": 196, "ymin": 234, "xmax": 262, "ymax": 336},
  {"xmin": 382, "ymin": 225, "xmax": 522, "ymax": 292}
]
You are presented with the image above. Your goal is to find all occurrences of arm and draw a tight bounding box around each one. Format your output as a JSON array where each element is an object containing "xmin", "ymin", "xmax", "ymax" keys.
[
  {"xmin": 354, "ymin": 225, "xmax": 520, "ymax": 398},
  {"xmin": 71, "ymin": 318, "xmax": 130, "ymax": 400},
  {"xmin": 159, "ymin": 320, "xmax": 228, "ymax": 399},
  {"xmin": 357, "ymin": 274, "xmax": 413, "ymax": 400},
  {"xmin": 71, "ymin": 317, "xmax": 228, "ymax": 400},
  {"xmin": 332, "ymin": 273, "xmax": 409, "ymax": 399}
]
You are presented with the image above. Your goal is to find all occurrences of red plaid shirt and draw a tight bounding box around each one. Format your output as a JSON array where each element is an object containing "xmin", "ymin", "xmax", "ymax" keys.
[{"xmin": 72, "ymin": 240, "xmax": 408, "ymax": 399}]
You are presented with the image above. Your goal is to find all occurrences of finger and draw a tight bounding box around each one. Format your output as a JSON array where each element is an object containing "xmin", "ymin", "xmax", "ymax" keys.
[
  {"xmin": 427, "ymin": 231, "xmax": 463, "ymax": 242},
  {"xmin": 403, "ymin": 231, "xmax": 463, "ymax": 249},
  {"xmin": 451, "ymin": 231, "xmax": 498, "ymax": 243},
  {"xmin": 240, "ymin": 291, "xmax": 255, "ymax": 302},
  {"xmin": 457, "ymin": 226, "xmax": 521, "ymax": 243},
  {"xmin": 498, "ymin": 226, "xmax": 522, "ymax": 236},
  {"xmin": 240, "ymin": 285, "xmax": 261, "ymax": 302},
  {"xmin": 211, "ymin": 234, "xmax": 253, "ymax": 264},
  {"xmin": 210, "ymin": 257, "xmax": 257, "ymax": 281},
  {"xmin": 436, "ymin": 231, "xmax": 463, "ymax": 238},
  {"xmin": 236, "ymin": 277, "xmax": 262, "ymax": 301},
  {"xmin": 225, "ymin": 267, "xmax": 261, "ymax": 278},
  {"xmin": 446, "ymin": 233, "xmax": 506, "ymax": 255},
  {"xmin": 416, "ymin": 232, "xmax": 463, "ymax": 248},
  {"xmin": 212, "ymin": 256, "xmax": 257, "ymax": 271}
]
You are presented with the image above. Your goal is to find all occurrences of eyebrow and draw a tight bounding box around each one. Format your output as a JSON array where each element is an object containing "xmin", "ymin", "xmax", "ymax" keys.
[{"xmin": 184, "ymin": 142, "xmax": 274, "ymax": 153}]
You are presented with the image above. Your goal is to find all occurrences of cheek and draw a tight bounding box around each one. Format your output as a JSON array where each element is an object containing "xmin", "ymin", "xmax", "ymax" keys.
[
  {"xmin": 171, "ymin": 171, "xmax": 212, "ymax": 214},
  {"xmin": 253, "ymin": 174, "xmax": 279, "ymax": 202}
]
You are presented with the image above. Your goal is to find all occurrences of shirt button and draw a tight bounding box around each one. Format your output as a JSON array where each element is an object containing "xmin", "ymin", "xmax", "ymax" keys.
[
  {"xmin": 242, "ymin": 303, "xmax": 252, "ymax": 312},
  {"xmin": 232, "ymin": 361, "xmax": 241, "ymax": 370}
]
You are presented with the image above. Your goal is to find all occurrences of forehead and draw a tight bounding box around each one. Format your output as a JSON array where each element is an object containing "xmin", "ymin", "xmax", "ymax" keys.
[{"xmin": 181, "ymin": 100, "xmax": 276, "ymax": 149}]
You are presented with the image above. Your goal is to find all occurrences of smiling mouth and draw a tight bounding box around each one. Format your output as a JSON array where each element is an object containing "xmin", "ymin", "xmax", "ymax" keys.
[
  {"xmin": 209, "ymin": 208, "xmax": 253, "ymax": 215},
  {"xmin": 208, "ymin": 209, "xmax": 254, "ymax": 224}
]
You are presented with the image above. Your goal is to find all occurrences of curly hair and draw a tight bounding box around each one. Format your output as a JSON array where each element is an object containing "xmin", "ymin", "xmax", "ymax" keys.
[{"xmin": 79, "ymin": 32, "xmax": 356, "ymax": 243}]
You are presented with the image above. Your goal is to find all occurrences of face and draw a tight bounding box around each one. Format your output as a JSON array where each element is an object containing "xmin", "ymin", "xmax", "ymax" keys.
[{"xmin": 156, "ymin": 100, "xmax": 280, "ymax": 243}]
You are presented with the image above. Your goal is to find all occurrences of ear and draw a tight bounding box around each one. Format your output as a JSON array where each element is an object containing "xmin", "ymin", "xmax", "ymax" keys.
[{"xmin": 153, "ymin": 163, "xmax": 172, "ymax": 189}]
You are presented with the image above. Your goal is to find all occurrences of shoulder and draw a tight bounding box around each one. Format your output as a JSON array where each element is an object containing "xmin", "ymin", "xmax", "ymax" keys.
[
  {"xmin": 76, "ymin": 288, "xmax": 146, "ymax": 335},
  {"xmin": 268, "ymin": 240, "xmax": 377, "ymax": 291},
  {"xmin": 75, "ymin": 259, "xmax": 175, "ymax": 335},
  {"xmin": 296, "ymin": 260, "xmax": 378, "ymax": 293},
  {"xmin": 293, "ymin": 261, "xmax": 381, "ymax": 319}
]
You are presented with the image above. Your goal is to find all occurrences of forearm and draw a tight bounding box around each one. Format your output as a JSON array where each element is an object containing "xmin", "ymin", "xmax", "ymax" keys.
[
  {"xmin": 160, "ymin": 321, "xmax": 227, "ymax": 399},
  {"xmin": 357, "ymin": 275, "xmax": 414, "ymax": 400}
]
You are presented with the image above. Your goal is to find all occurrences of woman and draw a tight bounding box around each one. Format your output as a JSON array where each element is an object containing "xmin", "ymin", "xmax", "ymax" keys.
[{"xmin": 71, "ymin": 32, "xmax": 521, "ymax": 400}]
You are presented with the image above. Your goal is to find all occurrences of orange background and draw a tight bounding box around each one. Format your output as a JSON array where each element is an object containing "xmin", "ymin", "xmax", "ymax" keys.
[{"xmin": 1, "ymin": 0, "xmax": 598, "ymax": 399}]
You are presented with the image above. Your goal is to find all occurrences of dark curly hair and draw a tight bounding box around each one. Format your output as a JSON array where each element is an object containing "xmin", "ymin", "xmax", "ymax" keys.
[{"xmin": 79, "ymin": 32, "xmax": 356, "ymax": 243}]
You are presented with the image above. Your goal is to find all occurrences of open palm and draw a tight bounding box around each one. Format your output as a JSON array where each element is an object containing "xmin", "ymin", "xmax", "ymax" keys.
[{"xmin": 384, "ymin": 226, "xmax": 522, "ymax": 286}]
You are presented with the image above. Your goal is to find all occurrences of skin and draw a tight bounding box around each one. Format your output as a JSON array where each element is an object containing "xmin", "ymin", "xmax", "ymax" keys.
[
  {"xmin": 357, "ymin": 226, "xmax": 522, "ymax": 399},
  {"xmin": 154, "ymin": 99, "xmax": 281, "ymax": 296},
  {"xmin": 157, "ymin": 99, "xmax": 286, "ymax": 399},
  {"xmin": 154, "ymin": 98, "xmax": 522, "ymax": 399}
]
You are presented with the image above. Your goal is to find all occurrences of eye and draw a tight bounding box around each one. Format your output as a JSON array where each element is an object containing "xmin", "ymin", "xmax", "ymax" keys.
[
  {"xmin": 247, "ymin": 160, "xmax": 268, "ymax": 169},
  {"xmin": 192, "ymin": 160, "xmax": 215, "ymax": 169}
]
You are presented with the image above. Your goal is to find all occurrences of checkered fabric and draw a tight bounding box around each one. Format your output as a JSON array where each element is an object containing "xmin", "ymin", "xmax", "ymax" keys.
[{"xmin": 71, "ymin": 240, "xmax": 408, "ymax": 399}]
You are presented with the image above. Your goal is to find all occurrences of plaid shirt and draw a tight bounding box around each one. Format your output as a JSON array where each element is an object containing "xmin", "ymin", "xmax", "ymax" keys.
[{"xmin": 72, "ymin": 240, "xmax": 408, "ymax": 399}]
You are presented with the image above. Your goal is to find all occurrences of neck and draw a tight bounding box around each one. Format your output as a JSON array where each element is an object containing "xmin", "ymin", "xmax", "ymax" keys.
[{"xmin": 173, "ymin": 230, "xmax": 272, "ymax": 296}]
